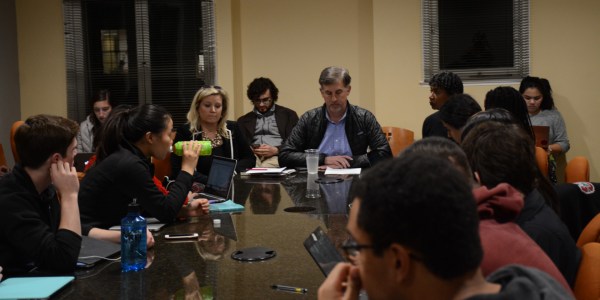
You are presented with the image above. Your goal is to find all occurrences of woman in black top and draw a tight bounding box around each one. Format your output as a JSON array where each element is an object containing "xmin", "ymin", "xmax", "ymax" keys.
[
  {"xmin": 171, "ymin": 86, "xmax": 255, "ymax": 183},
  {"xmin": 79, "ymin": 104, "xmax": 209, "ymax": 245}
]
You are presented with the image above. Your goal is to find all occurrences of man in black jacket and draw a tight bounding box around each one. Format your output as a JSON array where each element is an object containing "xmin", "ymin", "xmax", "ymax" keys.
[
  {"xmin": 237, "ymin": 77, "xmax": 299, "ymax": 167},
  {"xmin": 0, "ymin": 115, "xmax": 82, "ymax": 277},
  {"xmin": 279, "ymin": 66, "xmax": 391, "ymax": 169}
]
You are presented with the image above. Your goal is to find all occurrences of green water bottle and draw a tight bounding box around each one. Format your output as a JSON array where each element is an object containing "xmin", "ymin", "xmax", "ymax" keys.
[{"xmin": 171, "ymin": 141, "xmax": 212, "ymax": 156}]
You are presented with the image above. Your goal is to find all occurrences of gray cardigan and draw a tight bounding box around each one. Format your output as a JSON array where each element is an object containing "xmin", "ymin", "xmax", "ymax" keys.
[{"xmin": 76, "ymin": 115, "xmax": 94, "ymax": 153}]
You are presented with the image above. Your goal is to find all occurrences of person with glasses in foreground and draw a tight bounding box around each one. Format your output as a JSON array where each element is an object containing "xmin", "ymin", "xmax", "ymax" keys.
[
  {"xmin": 237, "ymin": 77, "xmax": 299, "ymax": 167},
  {"xmin": 318, "ymin": 155, "xmax": 573, "ymax": 300},
  {"xmin": 279, "ymin": 66, "xmax": 391, "ymax": 169}
]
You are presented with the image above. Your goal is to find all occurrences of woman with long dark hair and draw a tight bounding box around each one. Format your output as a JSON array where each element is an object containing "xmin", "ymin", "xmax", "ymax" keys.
[
  {"xmin": 79, "ymin": 104, "xmax": 209, "ymax": 245},
  {"xmin": 76, "ymin": 89, "xmax": 115, "ymax": 152}
]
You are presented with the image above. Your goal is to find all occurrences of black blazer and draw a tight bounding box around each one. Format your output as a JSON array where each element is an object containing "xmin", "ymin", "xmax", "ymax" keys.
[{"xmin": 236, "ymin": 104, "xmax": 299, "ymax": 150}]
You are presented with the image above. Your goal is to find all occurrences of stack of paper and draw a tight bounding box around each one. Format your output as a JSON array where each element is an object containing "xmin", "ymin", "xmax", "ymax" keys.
[
  {"xmin": 324, "ymin": 168, "xmax": 362, "ymax": 175},
  {"xmin": 241, "ymin": 167, "xmax": 295, "ymax": 176}
]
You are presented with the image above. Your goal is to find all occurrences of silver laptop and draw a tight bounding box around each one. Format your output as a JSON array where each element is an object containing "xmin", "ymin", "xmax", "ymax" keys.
[{"xmin": 195, "ymin": 156, "xmax": 237, "ymax": 203}]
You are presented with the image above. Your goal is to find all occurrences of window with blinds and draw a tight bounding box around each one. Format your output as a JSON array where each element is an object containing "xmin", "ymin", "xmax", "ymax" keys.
[
  {"xmin": 63, "ymin": 0, "xmax": 216, "ymax": 128},
  {"xmin": 422, "ymin": 0, "xmax": 529, "ymax": 82}
]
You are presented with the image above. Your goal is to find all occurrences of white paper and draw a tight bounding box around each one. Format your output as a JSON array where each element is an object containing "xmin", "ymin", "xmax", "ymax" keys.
[
  {"xmin": 324, "ymin": 168, "xmax": 362, "ymax": 175},
  {"xmin": 244, "ymin": 167, "xmax": 287, "ymax": 174}
]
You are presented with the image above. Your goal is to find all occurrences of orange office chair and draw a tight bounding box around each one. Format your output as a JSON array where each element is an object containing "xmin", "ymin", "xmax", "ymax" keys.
[
  {"xmin": 574, "ymin": 242, "xmax": 600, "ymax": 300},
  {"xmin": 10, "ymin": 120, "xmax": 25, "ymax": 164},
  {"xmin": 381, "ymin": 126, "xmax": 414, "ymax": 156},
  {"xmin": 152, "ymin": 152, "xmax": 172, "ymax": 181},
  {"xmin": 0, "ymin": 143, "xmax": 7, "ymax": 168},
  {"xmin": 577, "ymin": 213, "xmax": 600, "ymax": 248},
  {"xmin": 535, "ymin": 147, "xmax": 548, "ymax": 178},
  {"xmin": 565, "ymin": 156, "xmax": 590, "ymax": 183}
]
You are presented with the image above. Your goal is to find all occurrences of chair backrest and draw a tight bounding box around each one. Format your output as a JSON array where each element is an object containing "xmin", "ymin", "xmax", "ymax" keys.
[
  {"xmin": 578, "ymin": 213, "xmax": 600, "ymax": 248},
  {"xmin": 10, "ymin": 120, "xmax": 25, "ymax": 164},
  {"xmin": 574, "ymin": 242, "xmax": 600, "ymax": 300},
  {"xmin": 566, "ymin": 156, "xmax": 590, "ymax": 183},
  {"xmin": 535, "ymin": 146, "xmax": 548, "ymax": 178},
  {"xmin": 152, "ymin": 152, "xmax": 172, "ymax": 181},
  {"xmin": 381, "ymin": 126, "xmax": 414, "ymax": 156},
  {"xmin": 0, "ymin": 143, "xmax": 7, "ymax": 168}
]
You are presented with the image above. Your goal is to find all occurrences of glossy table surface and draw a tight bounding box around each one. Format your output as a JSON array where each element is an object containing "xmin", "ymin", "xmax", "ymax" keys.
[{"xmin": 55, "ymin": 172, "xmax": 356, "ymax": 299}]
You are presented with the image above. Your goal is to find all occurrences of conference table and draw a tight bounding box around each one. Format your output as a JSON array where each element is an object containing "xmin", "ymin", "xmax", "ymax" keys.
[{"xmin": 55, "ymin": 172, "xmax": 357, "ymax": 299}]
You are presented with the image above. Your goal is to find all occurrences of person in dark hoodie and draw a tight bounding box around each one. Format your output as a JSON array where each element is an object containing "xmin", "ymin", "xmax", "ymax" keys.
[
  {"xmin": 0, "ymin": 115, "xmax": 81, "ymax": 277},
  {"xmin": 461, "ymin": 121, "xmax": 580, "ymax": 287},
  {"xmin": 401, "ymin": 137, "xmax": 571, "ymax": 292},
  {"xmin": 318, "ymin": 154, "xmax": 573, "ymax": 300}
]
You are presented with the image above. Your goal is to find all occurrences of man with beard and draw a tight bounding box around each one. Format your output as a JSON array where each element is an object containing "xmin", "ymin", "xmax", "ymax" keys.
[
  {"xmin": 279, "ymin": 66, "xmax": 391, "ymax": 169},
  {"xmin": 237, "ymin": 77, "xmax": 299, "ymax": 167}
]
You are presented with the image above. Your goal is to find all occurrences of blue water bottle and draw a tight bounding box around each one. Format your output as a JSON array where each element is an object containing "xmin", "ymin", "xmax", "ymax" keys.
[{"xmin": 121, "ymin": 198, "xmax": 147, "ymax": 272}]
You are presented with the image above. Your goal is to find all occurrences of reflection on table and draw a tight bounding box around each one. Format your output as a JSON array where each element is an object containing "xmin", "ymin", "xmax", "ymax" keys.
[{"xmin": 55, "ymin": 173, "xmax": 356, "ymax": 300}]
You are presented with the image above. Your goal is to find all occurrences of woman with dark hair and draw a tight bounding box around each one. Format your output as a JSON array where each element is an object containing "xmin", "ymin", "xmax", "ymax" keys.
[
  {"xmin": 79, "ymin": 104, "xmax": 209, "ymax": 245},
  {"xmin": 76, "ymin": 89, "xmax": 115, "ymax": 152},
  {"xmin": 520, "ymin": 76, "xmax": 570, "ymax": 155},
  {"xmin": 483, "ymin": 86, "xmax": 534, "ymax": 139},
  {"xmin": 171, "ymin": 86, "xmax": 255, "ymax": 183}
]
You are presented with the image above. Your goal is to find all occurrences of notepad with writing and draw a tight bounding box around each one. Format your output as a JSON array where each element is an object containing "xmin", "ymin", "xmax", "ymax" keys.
[
  {"xmin": 210, "ymin": 200, "xmax": 245, "ymax": 213},
  {"xmin": 0, "ymin": 276, "xmax": 74, "ymax": 299}
]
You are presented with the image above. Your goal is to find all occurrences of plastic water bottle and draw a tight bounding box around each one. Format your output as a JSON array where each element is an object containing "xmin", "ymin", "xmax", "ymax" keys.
[
  {"xmin": 121, "ymin": 198, "xmax": 147, "ymax": 272},
  {"xmin": 170, "ymin": 141, "xmax": 212, "ymax": 156}
]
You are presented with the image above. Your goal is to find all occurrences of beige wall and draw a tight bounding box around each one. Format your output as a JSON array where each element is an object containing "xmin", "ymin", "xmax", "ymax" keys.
[
  {"xmin": 15, "ymin": 0, "xmax": 600, "ymax": 180},
  {"xmin": 16, "ymin": 0, "xmax": 66, "ymax": 118}
]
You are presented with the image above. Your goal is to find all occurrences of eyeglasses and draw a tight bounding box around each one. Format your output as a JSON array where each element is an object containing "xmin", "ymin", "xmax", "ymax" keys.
[
  {"xmin": 341, "ymin": 238, "xmax": 374, "ymax": 261},
  {"xmin": 252, "ymin": 98, "xmax": 272, "ymax": 105}
]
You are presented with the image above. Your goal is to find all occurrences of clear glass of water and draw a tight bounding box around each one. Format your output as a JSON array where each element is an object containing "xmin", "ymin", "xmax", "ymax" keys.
[{"xmin": 305, "ymin": 149, "xmax": 319, "ymax": 174}]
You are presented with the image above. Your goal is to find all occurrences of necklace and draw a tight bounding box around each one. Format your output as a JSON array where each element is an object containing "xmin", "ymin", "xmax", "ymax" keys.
[{"xmin": 200, "ymin": 131, "xmax": 223, "ymax": 148}]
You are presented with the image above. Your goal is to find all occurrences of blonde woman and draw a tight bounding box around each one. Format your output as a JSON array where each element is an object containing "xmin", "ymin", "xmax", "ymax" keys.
[{"xmin": 171, "ymin": 86, "xmax": 255, "ymax": 183}]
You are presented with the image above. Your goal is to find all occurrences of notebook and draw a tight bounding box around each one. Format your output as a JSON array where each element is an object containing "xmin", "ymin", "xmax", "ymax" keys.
[
  {"xmin": 209, "ymin": 200, "xmax": 245, "ymax": 213},
  {"xmin": 303, "ymin": 226, "xmax": 345, "ymax": 276},
  {"xmin": 77, "ymin": 236, "xmax": 121, "ymax": 268},
  {"xmin": 195, "ymin": 156, "xmax": 237, "ymax": 203},
  {"xmin": 73, "ymin": 152, "xmax": 94, "ymax": 172},
  {"xmin": 0, "ymin": 276, "xmax": 74, "ymax": 299},
  {"xmin": 532, "ymin": 125, "xmax": 550, "ymax": 149}
]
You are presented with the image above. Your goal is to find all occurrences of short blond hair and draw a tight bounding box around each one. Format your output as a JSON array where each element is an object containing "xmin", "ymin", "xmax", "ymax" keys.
[{"xmin": 187, "ymin": 87, "xmax": 230, "ymax": 138}]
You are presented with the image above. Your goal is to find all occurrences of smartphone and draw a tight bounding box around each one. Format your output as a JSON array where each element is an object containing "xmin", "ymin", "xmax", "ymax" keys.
[{"xmin": 164, "ymin": 233, "xmax": 199, "ymax": 240}]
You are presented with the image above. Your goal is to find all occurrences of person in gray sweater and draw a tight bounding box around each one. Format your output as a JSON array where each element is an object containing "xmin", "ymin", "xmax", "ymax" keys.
[{"xmin": 520, "ymin": 76, "xmax": 570, "ymax": 154}]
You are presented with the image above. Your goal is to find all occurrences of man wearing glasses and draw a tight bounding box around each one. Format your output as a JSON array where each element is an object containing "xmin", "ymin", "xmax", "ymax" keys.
[
  {"xmin": 318, "ymin": 155, "xmax": 573, "ymax": 299},
  {"xmin": 237, "ymin": 77, "xmax": 299, "ymax": 167},
  {"xmin": 279, "ymin": 66, "xmax": 391, "ymax": 169}
]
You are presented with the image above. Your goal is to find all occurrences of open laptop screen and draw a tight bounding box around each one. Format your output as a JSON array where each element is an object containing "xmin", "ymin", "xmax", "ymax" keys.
[{"xmin": 204, "ymin": 156, "xmax": 237, "ymax": 198}]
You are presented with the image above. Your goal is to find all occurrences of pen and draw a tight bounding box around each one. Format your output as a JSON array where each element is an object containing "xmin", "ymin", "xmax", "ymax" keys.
[{"xmin": 271, "ymin": 284, "xmax": 308, "ymax": 294}]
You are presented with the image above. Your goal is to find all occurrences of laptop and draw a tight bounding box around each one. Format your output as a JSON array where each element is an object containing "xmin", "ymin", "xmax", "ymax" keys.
[
  {"xmin": 195, "ymin": 156, "xmax": 237, "ymax": 203},
  {"xmin": 77, "ymin": 236, "xmax": 121, "ymax": 268},
  {"xmin": 73, "ymin": 152, "xmax": 95, "ymax": 172}
]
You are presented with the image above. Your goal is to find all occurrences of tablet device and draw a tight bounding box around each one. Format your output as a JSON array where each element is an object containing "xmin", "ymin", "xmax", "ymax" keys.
[{"xmin": 0, "ymin": 276, "xmax": 74, "ymax": 299}]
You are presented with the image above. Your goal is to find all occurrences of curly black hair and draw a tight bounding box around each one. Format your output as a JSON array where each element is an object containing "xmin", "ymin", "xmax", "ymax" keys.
[
  {"xmin": 246, "ymin": 77, "xmax": 279, "ymax": 102},
  {"xmin": 429, "ymin": 72, "xmax": 464, "ymax": 95}
]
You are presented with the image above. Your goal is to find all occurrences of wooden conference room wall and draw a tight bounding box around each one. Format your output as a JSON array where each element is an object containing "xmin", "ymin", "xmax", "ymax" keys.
[{"xmin": 13, "ymin": 0, "xmax": 600, "ymax": 181}]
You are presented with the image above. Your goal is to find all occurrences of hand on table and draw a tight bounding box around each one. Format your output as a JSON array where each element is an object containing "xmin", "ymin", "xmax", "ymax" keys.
[
  {"xmin": 180, "ymin": 195, "xmax": 210, "ymax": 217},
  {"xmin": 146, "ymin": 228, "xmax": 155, "ymax": 248},
  {"xmin": 318, "ymin": 262, "xmax": 362, "ymax": 300},
  {"xmin": 323, "ymin": 156, "xmax": 353, "ymax": 169}
]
